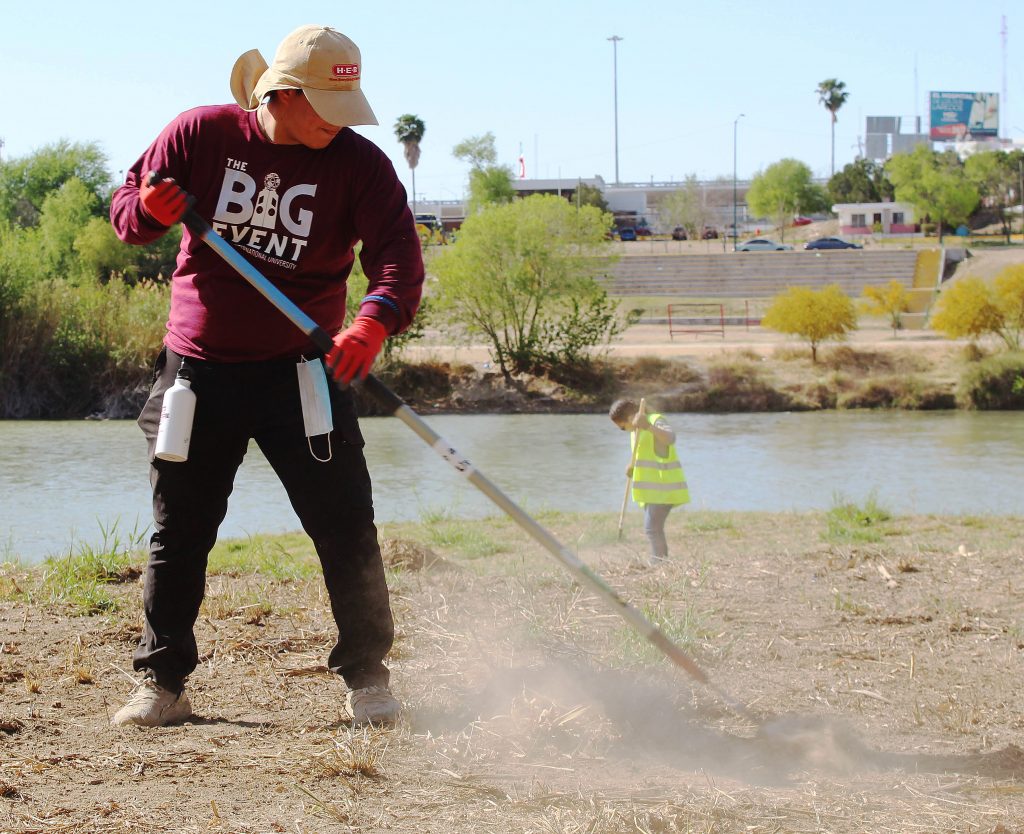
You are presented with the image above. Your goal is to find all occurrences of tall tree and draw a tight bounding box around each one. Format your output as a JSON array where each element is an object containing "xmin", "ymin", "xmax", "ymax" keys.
[
  {"xmin": 746, "ymin": 159, "xmax": 829, "ymax": 240},
  {"xmin": 658, "ymin": 175, "xmax": 711, "ymax": 241},
  {"xmin": 452, "ymin": 133, "xmax": 498, "ymax": 169},
  {"xmin": 964, "ymin": 150, "xmax": 1024, "ymax": 243},
  {"xmin": 0, "ymin": 140, "xmax": 111, "ymax": 227},
  {"xmin": 37, "ymin": 178, "xmax": 97, "ymax": 275},
  {"xmin": 827, "ymin": 158, "xmax": 894, "ymax": 204},
  {"xmin": 430, "ymin": 194, "xmax": 618, "ymax": 377},
  {"xmin": 393, "ymin": 114, "xmax": 425, "ymax": 216},
  {"xmin": 886, "ymin": 146, "xmax": 979, "ymax": 241},
  {"xmin": 574, "ymin": 182, "xmax": 608, "ymax": 212},
  {"xmin": 817, "ymin": 79, "xmax": 849, "ymax": 177},
  {"xmin": 453, "ymin": 133, "xmax": 514, "ymax": 213}
]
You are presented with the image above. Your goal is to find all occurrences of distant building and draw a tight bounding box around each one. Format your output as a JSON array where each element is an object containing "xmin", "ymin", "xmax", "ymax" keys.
[
  {"xmin": 414, "ymin": 177, "xmax": 762, "ymax": 235},
  {"xmin": 863, "ymin": 116, "xmax": 931, "ymax": 162},
  {"xmin": 511, "ymin": 176, "xmax": 606, "ymax": 200},
  {"xmin": 832, "ymin": 201, "xmax": 916, "ymax": 235},
  {"xmin": 863, "ymin": 113, "xmax": 1023, "ymax": 165}
]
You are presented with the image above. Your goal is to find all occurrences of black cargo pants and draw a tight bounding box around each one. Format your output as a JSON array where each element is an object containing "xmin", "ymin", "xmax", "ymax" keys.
[{"xmin": 135, "ymin": 347, "xmax": 394, "ymax": 693}]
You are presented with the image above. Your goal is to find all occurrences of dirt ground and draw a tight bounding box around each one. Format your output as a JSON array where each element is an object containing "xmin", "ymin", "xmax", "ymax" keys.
[
  {"xmin": 2, "ymin": 247, "xmax": 1022, "ymax": 832},
  {"xmin": 403, "ymin": 318, "xmax": 957, "ymax": 367},
  {"xmin": 2, "ymin": 509, "xmax": 1024, "ymax": 833}
]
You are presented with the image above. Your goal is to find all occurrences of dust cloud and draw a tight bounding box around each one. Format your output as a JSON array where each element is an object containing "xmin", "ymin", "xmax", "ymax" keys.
[{"xmin": 406, "ymin": 654, "xmax": 885, "ymax": 785}]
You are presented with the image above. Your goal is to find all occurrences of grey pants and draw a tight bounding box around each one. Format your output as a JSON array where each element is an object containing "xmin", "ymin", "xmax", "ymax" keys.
[{"xmin": 643, "ymin": 504, "xmax": 674, "ymax": 561}]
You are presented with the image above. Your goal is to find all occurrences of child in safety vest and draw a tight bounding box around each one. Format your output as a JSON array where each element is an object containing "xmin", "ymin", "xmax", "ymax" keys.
[{"xmin": 609, "ymin": 399, "xmax": 690, "ymax": 565}]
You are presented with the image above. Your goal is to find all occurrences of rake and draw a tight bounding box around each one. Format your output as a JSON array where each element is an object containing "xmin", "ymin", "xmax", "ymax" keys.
[{"xmin": 161, "ymin": 179, "xmax": 754, "ymax": 720}]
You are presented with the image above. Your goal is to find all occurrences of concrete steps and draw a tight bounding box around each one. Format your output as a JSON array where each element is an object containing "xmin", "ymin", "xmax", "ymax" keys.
[{"xmin": 599, "ymin": 250, "xmax": 922, "ymax": 299}]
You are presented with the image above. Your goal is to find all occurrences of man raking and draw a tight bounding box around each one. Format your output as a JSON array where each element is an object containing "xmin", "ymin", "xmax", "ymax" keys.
[{"xmin": 108, "ymin": 24, "xmax": 424, "ymax": 728}]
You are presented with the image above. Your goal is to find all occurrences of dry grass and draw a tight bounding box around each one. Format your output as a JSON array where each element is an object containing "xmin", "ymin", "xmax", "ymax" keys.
[
  {"xmin": 395, "ymin": 331, "xmax": 1009, "ymax": 417},
  {"xmin": 2, "ymin": 509, "xmax": 1024, "ymax": 832}
]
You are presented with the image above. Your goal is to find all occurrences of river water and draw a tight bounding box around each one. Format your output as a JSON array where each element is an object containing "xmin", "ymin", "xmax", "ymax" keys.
[{"xmin": 1, "ymin": 411, "xmax": 1021, "ymax": 563}]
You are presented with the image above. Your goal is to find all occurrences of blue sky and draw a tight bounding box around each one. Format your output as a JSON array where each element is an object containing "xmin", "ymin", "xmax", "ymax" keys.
[{"xmin": 3, "ymin": 0, "xmax": 1020, "ymax": 201}]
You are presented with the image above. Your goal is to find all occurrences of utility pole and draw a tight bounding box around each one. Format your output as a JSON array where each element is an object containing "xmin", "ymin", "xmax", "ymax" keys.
[
  {"xmin": 608, "ymin": 35, "xmax": 623, "ymax": 185},
  {"xmin": 733, "ymin": 114, "xmax": 745, "ymax": 252}
]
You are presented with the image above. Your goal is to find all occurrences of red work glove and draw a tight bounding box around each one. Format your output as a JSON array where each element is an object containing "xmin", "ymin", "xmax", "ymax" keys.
[
  {"xmin": 139, "ymin": 171, "xmax": 188, "ymax": 226},
  {"xmin": 326, "ymin": 317, "xmax": 388, "ymax": 384}
]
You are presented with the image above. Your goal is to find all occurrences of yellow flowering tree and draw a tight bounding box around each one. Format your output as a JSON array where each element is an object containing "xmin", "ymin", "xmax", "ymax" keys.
[
  {"xmin": 762, "ymin": 284, "xmax": 857, "ymax": 362},
  {"xmin": 993, "ymin": 264, "xmax": 1024, "ymax": 350},
  {"xmin": 861, "ymin": 280, "xmax": 911, "ymax": 336},
  {"xmin": 930, "ymin": 275, "xmax": 1009, "ymax": 348}
]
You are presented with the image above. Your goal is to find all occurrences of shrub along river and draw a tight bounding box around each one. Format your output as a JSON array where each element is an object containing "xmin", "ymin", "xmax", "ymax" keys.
[{"xmin": 1, "ymin": 410, "xmax": 1021, "ymax": 563}]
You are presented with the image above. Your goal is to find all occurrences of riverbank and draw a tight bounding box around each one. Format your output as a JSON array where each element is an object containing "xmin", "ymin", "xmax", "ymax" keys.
[
  {"xmin": 366, "ymin": 327, "xmax": 1020, "ymax": 416},
  {"xmin": 2, "ymin": 508, "xmax": 1023, "ymax": 832},
  {"xmin": 6, "ymin": 246, "xmax": 1022, "ymax": 420},
  {"xmin": 7, "ymin": 319, "xmax": 1021, "ymax": 419}
]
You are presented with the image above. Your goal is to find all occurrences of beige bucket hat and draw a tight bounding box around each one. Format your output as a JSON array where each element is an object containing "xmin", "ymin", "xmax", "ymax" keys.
[{"xmin": 229, "ymin": 25, "xmax": 378, "ymax": 127}]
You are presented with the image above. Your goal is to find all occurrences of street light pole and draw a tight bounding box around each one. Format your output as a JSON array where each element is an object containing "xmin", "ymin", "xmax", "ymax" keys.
[
  {"xmin": 1018, "ymin": 158, "xmax": 1023, "ymax": 242},
  {"xmin": 608, "ymin": 35, "xmax": 623, "ymax": 185},
  {"xmin": 733, "ymin": 114, "xmax": 745, "ymax": 252}
]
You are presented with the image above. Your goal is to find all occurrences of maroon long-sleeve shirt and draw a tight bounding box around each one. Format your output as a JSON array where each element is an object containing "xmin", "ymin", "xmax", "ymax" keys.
[{"xmin": 110, "ymin": 104, "xmax": 424, "ymax": 362}]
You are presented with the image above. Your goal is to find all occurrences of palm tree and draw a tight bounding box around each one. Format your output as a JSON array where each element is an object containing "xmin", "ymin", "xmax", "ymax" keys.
[
  {"xmin": 393, "ymin": 114, "xmax": 426, "ymax": 216},
  {"xmin": 816, "ymin": 79, "xmax": 849, "ymax": 177}
]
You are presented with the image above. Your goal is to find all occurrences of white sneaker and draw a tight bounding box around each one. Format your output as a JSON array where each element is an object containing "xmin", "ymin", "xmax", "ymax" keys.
[
  {"xmin": 346, "ymin": 685, "xmax": 401, "ymax": 727},
  {"xmin": 111, "ymin": 677, "xmax": 192, "ymax": 727}
]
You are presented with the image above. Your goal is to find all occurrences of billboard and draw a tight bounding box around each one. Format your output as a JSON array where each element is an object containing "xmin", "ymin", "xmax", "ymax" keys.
[{"xmin": 929, "ymin": 91, "xmax": 999, "ymax": 140}]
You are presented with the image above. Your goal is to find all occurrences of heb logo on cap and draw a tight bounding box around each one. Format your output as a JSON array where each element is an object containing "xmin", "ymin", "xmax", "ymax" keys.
[{"xmin": 332, "ymin": 64, "xmax": 360, "ymax": 79}]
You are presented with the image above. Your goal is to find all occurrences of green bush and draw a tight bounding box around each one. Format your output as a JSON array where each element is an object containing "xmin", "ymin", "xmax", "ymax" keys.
[
  {"xmin": 0, "ymin": 275, "xmax": 168, "ymax": 418},
  {"xmin": 536, "ymin": 292, "xmax": 636, "ymax": 368},
  {"xmin": 430, "ymin": 194, "xmax": 618, "ymax": 377},
  {"xmin": 956, "ymin": 351, "xmax": 1024, "ymax": 409}
]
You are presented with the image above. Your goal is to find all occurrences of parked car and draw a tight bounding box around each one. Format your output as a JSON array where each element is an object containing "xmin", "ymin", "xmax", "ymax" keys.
[
  {"xmin": 702, "ymin": 227, "xmax": 719, "ymax": 239},
  {"xmin": 792, "ymin": 216, "xmax": 813, "ymax": 226},
  {"xmin": 635, "ymin": 226, "xmax": 652, "ymax": 237},
  {"xmin": 735, "ymin": 238, "xmax": 793, "ymax": 251},
  {"xmin": 671, "ymin": 226, "xmax": 688, "ymax": 241},
  {"xmin": 618, "ymin": 227, "xmax": 637, "ymax": 241},
  {"xmin": 803, "ymin": 236, "xmax": 862, "ymax": 250}
]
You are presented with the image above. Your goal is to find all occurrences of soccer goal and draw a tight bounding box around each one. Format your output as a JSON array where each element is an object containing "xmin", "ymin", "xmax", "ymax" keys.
[{"xmin": 667, "ymin": 303, "xmax": 725, "ymax": 339}]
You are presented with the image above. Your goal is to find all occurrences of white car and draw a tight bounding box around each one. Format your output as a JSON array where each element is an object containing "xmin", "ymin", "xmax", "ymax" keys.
[{"xmin": 735, "ymin": 238, "xmax": 794, "ymax": 251}]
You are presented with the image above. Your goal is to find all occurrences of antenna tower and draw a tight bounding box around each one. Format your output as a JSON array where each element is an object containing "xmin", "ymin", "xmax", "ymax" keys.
[{"xmin": 1002, "ymin": 15, "xmax": 1008, "ymax": 140}]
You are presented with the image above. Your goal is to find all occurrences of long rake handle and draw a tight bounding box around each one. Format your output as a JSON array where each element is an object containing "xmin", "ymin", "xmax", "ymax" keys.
[{"xmin": 175, "ymin": 201, "xmax": 751, "ymax": 719}]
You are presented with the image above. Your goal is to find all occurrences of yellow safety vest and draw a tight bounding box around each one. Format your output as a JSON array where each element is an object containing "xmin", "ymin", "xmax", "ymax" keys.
[{"xmin": 631, "ymin": 413, "xmax": 690, "ymax": 507}]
